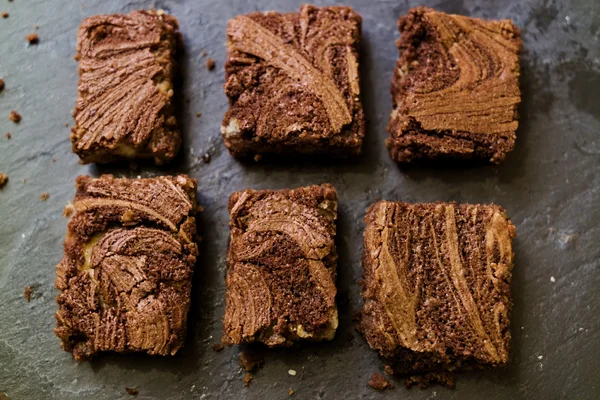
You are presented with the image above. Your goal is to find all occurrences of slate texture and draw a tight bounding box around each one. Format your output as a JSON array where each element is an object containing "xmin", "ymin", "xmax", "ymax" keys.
[{"xmin": 0, "ymin": 0, "xmax": 599, "ymax": 399}]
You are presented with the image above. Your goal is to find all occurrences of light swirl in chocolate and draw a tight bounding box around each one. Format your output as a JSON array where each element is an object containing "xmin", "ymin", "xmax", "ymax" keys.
[
  {"xmin": 387, "ymin": 7, "xmax": 521, "ymax": 163},
  {"xmin": 360, "ymin": 201, "xmax": 516, "ymax": 372},
  {"xmin": 55, "ymin": 175, "xmax": 198, "ymax": 361},
  {"xmin": 222, "ymin": 185, "xmax": 338, "ymax": 346},
  {"xmin": 71, "ymin": 11, "xmax": 181, "ymax": 164}
]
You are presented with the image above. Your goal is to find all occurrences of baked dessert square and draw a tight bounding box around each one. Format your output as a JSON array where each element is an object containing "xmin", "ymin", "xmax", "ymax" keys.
[
  {"xmin": 387, "ymin": 7, "xmax": 521, "ymax": 164},
  {"xmin": 223, "ymin": 185, "xmax": 338, "ymax": 346},
  {"xmin": 221, "ymin": 5, "xmax": 365, "ymax": 159},
  {"xmin": 55, "ymin": 175, "xmax": 199, "ymax": 360},
  {"xmin": 71, "ymin": 11, "xmax": 181, "ymax": 165},
  {"xmin": 360, "ymin": 201, "xmax": 516, "ymax": 374}
]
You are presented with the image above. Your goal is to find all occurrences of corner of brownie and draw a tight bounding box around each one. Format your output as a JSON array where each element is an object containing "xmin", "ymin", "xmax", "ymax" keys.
[
  {"xmin": 54, "ymin": 174, "xmax": 199, "ymax": 360},
  {"xmin": 71, "ymin": 10, "xmax": 181, "ymax": 165},
  {"xmin": 221, "ymin": 5, "xmax": 365, "ymax": 159},
  {"xmin": 387, "ymin": 7, "xmax": 521, "ymax": 164},
  {"xmin": 359, "ymin": 200, "xmax": 516, "ymax": 375},
  {"xmin": 222, "ymin": 184, "xmax": 339, "ymax": 346}
]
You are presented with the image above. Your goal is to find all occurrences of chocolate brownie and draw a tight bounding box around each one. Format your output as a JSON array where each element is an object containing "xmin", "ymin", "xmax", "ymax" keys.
[
  {"xmin": 222, "ymin": 185, "xmax": 338, "ymax": 346},
  {"xmin": 221, "ymin": 5, "xmax": 365, "ymax": 159},
  {"xmin": 359, "ymin": 201, "xmax": 516, "ymax": 374},
  {"xmin": 387, "ymin": 7, "xmax": 521, "ymax": 163},
  {"xmin": 71, "ymin": 11, "xmax": 181, "ymax": 164},
  {"xmin": 55, "ymin": 174, "xmax": 199, "ymax": 360}
]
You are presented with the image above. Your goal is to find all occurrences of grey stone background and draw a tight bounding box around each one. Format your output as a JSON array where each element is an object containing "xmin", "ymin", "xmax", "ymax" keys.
[{"xmin": 0, "ymin": 0, "xmax": 599, "ymax": 399}]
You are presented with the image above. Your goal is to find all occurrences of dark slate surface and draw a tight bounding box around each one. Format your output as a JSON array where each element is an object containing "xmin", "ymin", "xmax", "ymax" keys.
[{"xmin": 1, "ymin": 0, "xmax": 599, "ymax": 399}]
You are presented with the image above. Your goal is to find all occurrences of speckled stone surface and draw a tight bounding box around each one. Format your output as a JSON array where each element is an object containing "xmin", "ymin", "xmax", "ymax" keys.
[{"xmin": 0, "ymin": 0, "xmax": 599, "ymax": 399}]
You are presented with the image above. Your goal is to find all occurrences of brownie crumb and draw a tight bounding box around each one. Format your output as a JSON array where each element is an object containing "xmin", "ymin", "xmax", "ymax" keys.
[
  {"xmin": 63, "ymin": 203, "xmax": 74, "ymax": 217},
  {"xmin": 403, "ymin": 372, "xmax": 455, "ymax": 389},
  {"xmin": 384, "ymin": 365, "xmax": 394, "ymax": 375},
  {"xmin": 64, "ymin": 122, "xmax": 69, "ymax": 127},
  {"xmin": 22, "ymin": 178, "xmax": 26, "ymax": 183},
  {"xmin": 9, "ymin": 111, "xmax": 21, "ymax": 123},
  {"xmin": 368, "ymin": 372, "xmax": 394, "ymax": 391},
  {"xmin": 5, "ymin": 132, "xmax": 11, "ymax": 139},
  {"xmin": 202, "ymin": 153, "xmax": 211, "ymax": 163},
  {"xmin": 200, "ymin": 51, "xmax": 207, "ymax": 57},
  {"xmin": 253, "ymin": 154, "xmax": 262, "ymax": 162},
  {"xmin": 243, "ymin": 372, "xmax": 253, "ymax": 387},
  {"xmin": 0, "ymin": 78, "xmax": 4, "ymax": 91},
  {"xmin": 206, "ymin": 58, "xmax": 215, "ymax": 71},
  {"xmin": 24, "ymin": 286, "xmax": 32, "ymax": 302},
  {"xmin": 34, "ymin": 24, "xmax": 39, "ymax": 30},
  {"xmin": 212, "ymin": 343, "xmax": 224, "ymax": 352},
  {"xmin": 1, "ymin": 12, "xmax": 8, "ymax": 18},
  {"xmin": 196, "ymin": 204, "xmax": 204, "ymax": 213},
  {"xmin": 196, "ymin": 112, "xmax": 202, "ymax": 118},
  {"xmin": 125, "ymin": 387, "xmax": 138, "ymax": 396},
  {"xmin": 288, "ymin": 389, "xmax": 295, "ymax": 396},
  {"xmin": 239, "ymin": 351, "xmax": 264, "ymax": 372},
  {"xmin": 26, "ymin": 32, "xmax": 39, "ymax": 44},
  {"xmin": 52, "ymin": 158, "xmax": 56, "ymax": 163},
  {"xmin": 40, "ymin": 192, "xmax": 49, "ymax": 201},
  {"xmin": 0, "ymin": 173, "xmax": 8, "ymax": 188}
]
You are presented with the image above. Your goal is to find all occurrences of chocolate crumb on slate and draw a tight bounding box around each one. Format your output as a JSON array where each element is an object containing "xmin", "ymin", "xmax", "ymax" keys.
[
  {"xmin": 368, "ymin": 372, "xmax": 394, "ymax": 391},
  {"xmin": 288, "ymin": 389, "xmax": 294, "ymax": 396},
  {"xmin": 62, "ymin": 203, "xmax": 74, "ymax": 217},
  {"xmin": 200, "ymin": 51, "xmax": 207, "ymax": 57},
  {"xmin": 202, "ymin": 153, "xmax": 211, "ymax": 163},
  {"xmin": 196, "ymin": 205, "xmax": 204, "ymax": 213},
  {"xmin": 52, "ymin": 158, "xmax": 56, "ymax": 163},
  {"xmin": 0, "ymin": 78, "xmax": 5, "ymax": 90},
  {"xmin": 26, "ymin": 33, "xmax": 39, "ymax": 44},
  {"xmin": 22, "ymin": 178, "xmax": 26, "ymax": 183},
  {"xmin": 403, "ymin": 372, "xmax": 455, "ymax": 389},
  {"xmin": 206, "ymin": 58, "xmax": 215, "ymax": 71},
  {"xmin": 238, "ymin": 351, "xmax": 264, "ymax": 372},
  {"xmin": 34, "ymin": 24, "xmax": 39, "ymax": 30},
  {"xmin": 384, "ymin": 365, "xmax": 394, "ymax": 375},
  {"xmin": 125, "ymin": 387, "xmax": 138, "ymax": 395},
  {"xmin": 9, "ymin": 111, "xmax": 21, "ymax": 123},
  {"xmin": 243, "ymin": 372, "xmax": 253, "ymax": 387},
  {"xmin": 196, "ymin": 112, "xmax": 202, "ymax": 118},
  {"xmin": 0, "ymin": 173, "xmax": 7, "ymax": 188},
  {"xmin": 5, "ymin": 132, "xmax": 11, "ymax": 139},
  {"xmin": 40, "ymin": 192, "xmax": 49, "ymax": 201},
  {"xmin": 24, "ymin": 286, "xmax": 32, "ymax": 302},
  {"xmin": 253, "ymin": 154, "xmax": 262, "ymax": 162},
  {"xmin": 1, "ymin": 12, "xmax": 8, "ymax": 18},
  {"xmin": 212, "ymin": 343, "xmax": 224, "ymax": 352},
  {"xmin": 64, "ymin": 122, "xmax": 69, "ymax": 127}
]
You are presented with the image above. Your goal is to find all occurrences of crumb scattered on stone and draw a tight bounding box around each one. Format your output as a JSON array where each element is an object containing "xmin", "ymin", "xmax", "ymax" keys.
[
  {"xmin": 403, "ymin": 372, "xmax": 455, "ymax": 389},
  {"xmin": 9, "ymin": 110, "xmax": 21, "ymax": 123},
  {"xmin": 26, "ymin": 32, "xmax": 39, "ymax": 44},
  {"xmin": 384, "ymin": 365, "xmax": 394, "ymax": 375},
  {"xmin": 24, "ymin": 286, "xmax": 32, "ymax": 302},
  {"xmin": 238, "ymin": 351, "xmax": 264, "ymax": 372},
  {"xmin": 63, "ymin": 202, "xmax": 75, "ymax": 217},
  {"xmin": 550, "ymin": 276, "xmax": 555, "ymax": 283},
  {"xmin": 202, "ymin": 153, "xmax": 211, "ymax": 163},
  {"xmin": 0, "ymin": 78, "xmax": 4, "ymax": 91},
  {"xmin": 22, "ymin": 178, "xmax": 26, "ymax": 183},
  {"xmin": 196, "ymin": 205, "xmax": 204, "ymax": 213},
  {"xmin": 64, "ymin": 122, "xmax": 69, "ymax": 127},
  {"xmin": 1, "ymin": 12, "xmax": 8, "ymax": 18},
  {"xmin": 201, "ymin": 51, "xmax": 207, "ymax": 57},
  {"xmin": 212, "ymin": 343, "xmax": 224, "ymax": 352},
  {"xmin": 0, "ymin": 172, "xmax": 7, "ymax": 188},
  {"xmin": 34, "ymin": 24, "xmax": 39, "ymax": 30},
  {"xmin": 288, "ymin": 389, "xmax": 294, "ymax": 396},
  {"xmin": 125, "ymin": 387, "xmax": 138, "ymax": 396},
  {"xmin": 368, "ymin": 372, "xmax": 394, "ymax": 391},
  {"xmin": 253, "ymin": 154, "xmax": 262, "ymax": 162},
  {"xmin": 206, "ymin": 58, "xmax": 215, "ymax": 71},
  {"xmin": 52, "ymin": 158, "xmax": 56, "ymax": 163},
  {"xmin": 196, "ymin": 112, "xmax": 202, "ymax": 118},
  {"xmin": 5, "ymin": 132, "xmax": 11, "ymax": 139},
  {"xmin": 243, "ymin": 372, "xmax": 253, "ymax": 387},
  {"xmin": 40, "ymin": 192, "xmax": 49, "ymax": 201},
  {"xmin": 288, "ymin": 369, "xmax": 297, "ymax": 376}
]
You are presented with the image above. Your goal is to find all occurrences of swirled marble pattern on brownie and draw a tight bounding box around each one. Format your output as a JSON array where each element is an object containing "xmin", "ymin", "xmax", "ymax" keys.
[
  {"xmin": 71, "ymin": 11, "xmax": 180, "ymax": 164},
  {"xmin": 222, "ymin": 185, "xmax": 338, "ymax": 346}
]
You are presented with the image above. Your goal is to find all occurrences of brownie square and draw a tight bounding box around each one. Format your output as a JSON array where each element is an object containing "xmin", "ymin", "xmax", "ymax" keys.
[
  {"xmin": 71, "ymin": 11, "xmax": 181, "ymax": 165},
  {"xmin": 221, "ymin": 5, "xmax": 365, "ymax": 159},
  {"xmin": 360, "ymin": 201, "xmax": 516, "ymax": 374},
  {"xmin": 222, "ymin": 185, "xmax": 338, "ymax": 346},
  {"xmin": 387, "ymin": 7, "xmax": 521, "ymax": 164},
  {"xmin": 55, "ymin": 175, "xmax": 199, "ymax": 360}
]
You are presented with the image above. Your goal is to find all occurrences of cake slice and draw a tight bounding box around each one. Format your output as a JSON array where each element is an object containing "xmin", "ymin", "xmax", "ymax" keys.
[
  {"xmin": 54, "ymin": 175, "xmax": 198, "ymax": 360},
  {"xmin": 387, "ymin": 7, "xmax": 521, "ymax": 163},
  {"xmin": 222, "ymin": 185, "xmax": 338, "ymax": 346},
  {"xmin": 221, "ymin": 5, "xmax": 365, "ymax": 159},
  {"xmin": 71, "ymin": 11, "xmax": 181, "ymax": 164},
  {"xmin": 360, "ymin": 201, "xmax": 516, "ymax": 374}
]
